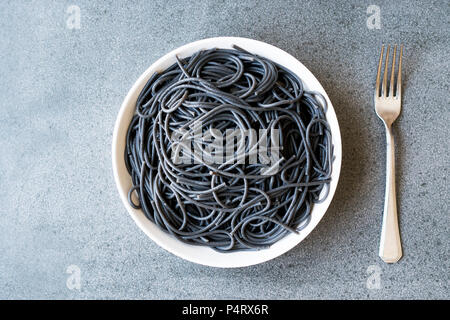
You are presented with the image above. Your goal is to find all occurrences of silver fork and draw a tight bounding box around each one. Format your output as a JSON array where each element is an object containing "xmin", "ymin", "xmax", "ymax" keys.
[{"xmin": 375, "ymin": 44, "xmax": 403, "ymax": 263}]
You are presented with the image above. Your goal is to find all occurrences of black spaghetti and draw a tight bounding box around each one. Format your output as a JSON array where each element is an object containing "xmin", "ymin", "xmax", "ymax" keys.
[{"xmin": 124, "ymin": 46, "xmax": 333, "ymax": 251}]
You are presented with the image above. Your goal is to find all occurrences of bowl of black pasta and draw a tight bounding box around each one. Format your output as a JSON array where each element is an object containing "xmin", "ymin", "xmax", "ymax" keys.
[{"xmin": 112, "ymin": 37, "xmax": 342, "ymax": 267}]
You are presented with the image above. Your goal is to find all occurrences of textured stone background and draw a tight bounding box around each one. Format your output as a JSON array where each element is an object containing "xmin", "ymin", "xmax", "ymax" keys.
[{"xmin": 0, "ymin": 0, "xmax": 448, "ymax": 299}]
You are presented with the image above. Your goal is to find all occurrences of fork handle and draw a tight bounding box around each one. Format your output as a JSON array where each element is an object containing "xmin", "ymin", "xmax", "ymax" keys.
[{"xmin": 379, "ymin": 125, "xmax": 402, "ymax": 263}]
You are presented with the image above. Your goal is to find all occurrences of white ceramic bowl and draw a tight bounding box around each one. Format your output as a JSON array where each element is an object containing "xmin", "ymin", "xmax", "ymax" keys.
[{"xmin": 112, "ymin": 37, "xmax": 342, "ymax": 268}]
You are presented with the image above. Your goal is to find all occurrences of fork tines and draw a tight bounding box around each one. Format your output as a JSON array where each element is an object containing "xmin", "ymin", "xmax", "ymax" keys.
[{"xmin": 376, "ymin": 45, "xmax": 403, "ymax": 98}]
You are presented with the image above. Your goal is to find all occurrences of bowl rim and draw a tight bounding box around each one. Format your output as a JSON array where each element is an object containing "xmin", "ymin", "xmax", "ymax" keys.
[{"xmin": 112, "ymin": 36, "xmax": 342, "ymax": 268}]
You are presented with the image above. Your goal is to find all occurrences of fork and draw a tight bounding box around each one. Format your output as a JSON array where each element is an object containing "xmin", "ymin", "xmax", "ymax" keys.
[{"xmin": 375, "ymin": 44, "xmax": 403, "ymax": 263}]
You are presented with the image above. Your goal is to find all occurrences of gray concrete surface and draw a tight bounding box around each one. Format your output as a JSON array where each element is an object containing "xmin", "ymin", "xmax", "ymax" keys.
[{"xmin": 0, "ymin": 0, "xmax": 448, "ymax": 299}]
